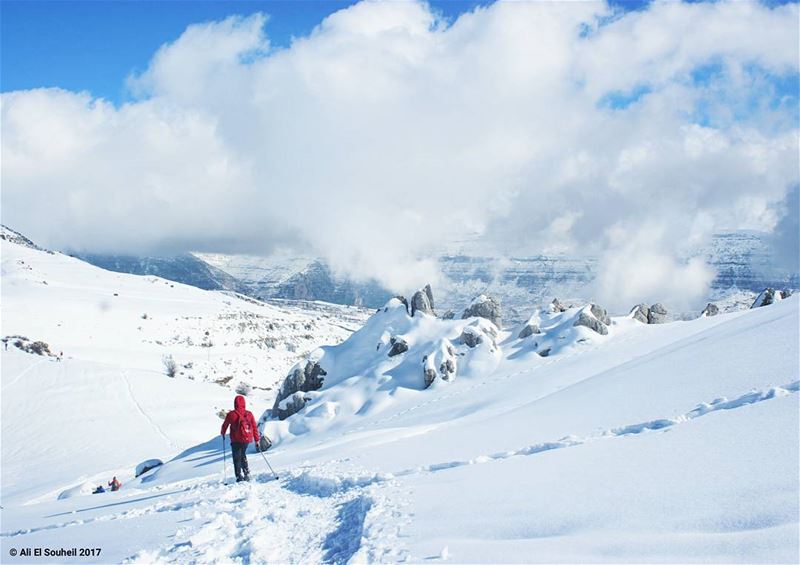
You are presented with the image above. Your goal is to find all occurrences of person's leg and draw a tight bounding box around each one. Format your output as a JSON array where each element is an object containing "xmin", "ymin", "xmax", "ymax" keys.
[
  {"xmin": 231, "ymin": 442, "xmax": 244, "ymax": 481},
  {"xmin": 241, "ymin": 444, "xmax": 250, "ymax": 481}
]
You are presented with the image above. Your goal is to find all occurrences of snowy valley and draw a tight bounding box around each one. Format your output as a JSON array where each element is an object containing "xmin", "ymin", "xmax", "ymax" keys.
[{"xmin": 1, "ymin": 227, "xmax": 798, "ymax": 563}]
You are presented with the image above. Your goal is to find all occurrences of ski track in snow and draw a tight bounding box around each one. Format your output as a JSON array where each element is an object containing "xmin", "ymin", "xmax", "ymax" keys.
[
  {"xmin": 1, "ymin": 358, "xmax": 51, "ymax": 392},
  {"xmin": 121, "ymin": 369, "xmax": 175, "ymax": 449}
]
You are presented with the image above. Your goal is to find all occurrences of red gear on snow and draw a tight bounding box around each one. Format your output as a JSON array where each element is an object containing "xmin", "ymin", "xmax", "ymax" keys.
[{"xmin": 221, "ymin": 395, "xmax": 260, "ymax": 444}]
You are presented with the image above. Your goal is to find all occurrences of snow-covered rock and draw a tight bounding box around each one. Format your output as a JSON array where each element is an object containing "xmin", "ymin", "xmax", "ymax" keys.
[
  {"xmin": 629, "ymin": 303, "xmax": 650, "ymax": 323},
  {"xmin": 410, "ymin": 285, "xmax": 435, "ymax": 317},
  {"xmin": 647, "ymin": 303, "xmax": 668, "ymax": 324},
  {"xmin": 518, "ymin": 310, "xmax": 543, "ymax": 339},
  {"xmin": 701, "ymin": 303, "xmax": 720, "ymax": 317},
  {"xmin": 574, "ymin": 311, "xmax": 608, "ymax": 335},
  {"xmin": 135, "ymin": 459, "xmax": 164, "ymax": 477},
  {"xmin": 589, "ymin": 303, "xmax": 611, "ymax": 326},
  {"xmin": 272, "ymin": 357, "xmax": 328, "ymax": 420},
  {"xmin": 388, "ymin": 337, "xmax": 409, "ymax": 357},
  {"xmin": 423, "ymin": 340, "xmax": 457, "ymax": 388},
  {"xmin": 462, "ymin": 294, "xmax": 502, "ymax": 327},
  {"xmin": 550, "ymin": 298, "xmax": 567, "ymax": 313},
  {"xmin": 57, "ymin": 482, "xmax": 96, "ymax": 500},
  {"xmin": 1, "ymin": 225, "xmax": 49, "ymax": 252},
  {"xmin": 459, "ymin": 319, "xmax": 499, "ymax": 349},
  {"xmin": 751, "ymin": 288, "xmax": 792, "ymax": 308}
]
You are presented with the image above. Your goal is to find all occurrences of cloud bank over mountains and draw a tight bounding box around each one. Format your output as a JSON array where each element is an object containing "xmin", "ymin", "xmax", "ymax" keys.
[{"xmin": 2, "ymin": 0, "xmax": 798, "ymax": 307}]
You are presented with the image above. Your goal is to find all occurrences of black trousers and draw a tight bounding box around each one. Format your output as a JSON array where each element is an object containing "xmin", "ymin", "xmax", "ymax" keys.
[{"xmin": 230, "ymin": 442, "xmax": 250, "ymax": 481}]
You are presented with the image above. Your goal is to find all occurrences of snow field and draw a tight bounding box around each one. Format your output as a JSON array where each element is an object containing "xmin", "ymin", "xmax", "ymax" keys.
[{"xmin": 1, "ymin": 232, "xmax": 798, "ymax": 563}]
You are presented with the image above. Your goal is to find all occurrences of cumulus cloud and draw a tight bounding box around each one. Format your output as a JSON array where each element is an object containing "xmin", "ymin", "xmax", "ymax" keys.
[{"xmin": 1, "ymin": 0, "xmax": 798, "ymax": 302}]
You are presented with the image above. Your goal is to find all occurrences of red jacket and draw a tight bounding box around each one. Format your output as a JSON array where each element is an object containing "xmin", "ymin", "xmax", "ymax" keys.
[{"xmin": 221, "ymin": 395, "xmax": 260, "ymax": 444}]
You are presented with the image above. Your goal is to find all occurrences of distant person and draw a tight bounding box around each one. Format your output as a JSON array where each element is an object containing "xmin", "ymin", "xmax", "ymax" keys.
[
  {"xmin": 108, "ymin": 476, "xmax": 121, "ymax": 491},
  {"xmin": 220, "ymin": 395, "xmax": 260, "ymax": 482},
  {"xmin": 92, "ymin": 485, "xmax": 105, "ymax": 494}
]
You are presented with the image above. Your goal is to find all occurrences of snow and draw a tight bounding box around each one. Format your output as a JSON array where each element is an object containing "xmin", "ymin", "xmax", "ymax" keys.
[
  {"xmin": 135, "ymin": 460, "xmax": 164, "ymax": 478},
  {"xmin": 1, "ymin": 233, "xmax": 798, "ymax": 563}
]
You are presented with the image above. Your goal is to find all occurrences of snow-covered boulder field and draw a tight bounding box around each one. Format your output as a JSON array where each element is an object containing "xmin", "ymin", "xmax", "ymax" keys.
[{"xmin": 1, "ymin": 229, "xmax": 798, "ymax": 563}]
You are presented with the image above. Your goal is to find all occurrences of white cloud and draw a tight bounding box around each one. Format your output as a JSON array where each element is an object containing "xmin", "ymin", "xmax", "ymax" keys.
[{"xmin": 1, "ymin": 0, "xmax": 798, "ymax": 303}]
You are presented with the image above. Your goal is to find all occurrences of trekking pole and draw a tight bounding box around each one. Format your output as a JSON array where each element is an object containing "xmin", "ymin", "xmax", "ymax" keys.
[
  {"xmin": 222, "ymin": 435, "xmax": 227, "ymax": 484},
  {"xmin": 258, "ymin": 443, "xmax": 279, "ymax": 480}
]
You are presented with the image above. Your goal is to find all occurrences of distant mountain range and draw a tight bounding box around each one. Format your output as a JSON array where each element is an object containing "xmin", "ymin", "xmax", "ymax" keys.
[
  {"xmin": 65, "ymin": 230, "xmax": 797, "ymax": 319},
  {"xmin": 71, "ymin": 253, "xmax": 243, "ymax": 292}
]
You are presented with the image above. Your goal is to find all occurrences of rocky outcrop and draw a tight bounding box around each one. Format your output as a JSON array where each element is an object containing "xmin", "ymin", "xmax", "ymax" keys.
[
  {"xmin": 550, "ymin": 298, "xmax": 567, "ymax": 313},
  {"xmin": 647, "ymin": 303, "xmax": 668, "ymax": 324},
  {"xmin": 459, "ymin": 319, "xmax": 499, "ymax": 349},
  {"xmin": 574, "ymin": 311, "xmax": 608, "ymax": 335},
  {"xmin": 573, "ymin": 304, "xmax": 611, "ymax": 335},
  {"xmin": 462, "ymin": 295, "xmax": 502, "ymax": 327},
  {"xmin": 273, "ymin": 392, "xmax": 309, "ymax": 421},
  {"xmin": 629, "ymin": 303, "xmax": 668, "ymax": 324},
  {"xmin": 388, "ymin": 336, "xmax": 409, "ymax": 357},
  {"xmin": 518, "ymin": 323, "xmax": 541, "ymax": 339},
  {"xmin": 442, "ymin": 309, "xmax": 455, "ymax": 320},
  {"xmin": 589, "ymin": 304, "xmax": 611, "ymax": 326},
  {"xmin": 410, "ymin": 285, "xmax": 435, "ymax": 317},
  {"xmin": 423, "ymin": 340, "xmax": 457, "ymax": 388},
  {"xmin": 135, "ymin": 459, "xmax": 164, "ymax": 478},
  {"xmin": 393, "ymin": 295, "xmax": 410, "ymax": 314},
  {"xmin": 751, "ymin": 288, "xmax": 791, "ymax": 308},
  {"xmin": 459, "ymin": 326, "xmax": 484, "ymax": 348},
  {"xmin": 701, "ymin": 303, "xmax": 719, "ymax": 317},
  {"xmin": 629, "ymin": 304, "xmax": 649, "ymax": 323},
  {"xmin": 271, "ymin": 358, "xmax": 327, "ymax": 420}
]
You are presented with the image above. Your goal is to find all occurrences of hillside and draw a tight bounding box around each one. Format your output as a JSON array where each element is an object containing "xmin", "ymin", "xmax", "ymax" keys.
[
  {"xmin": 0, "ymin": 230, "xmax": 369, "ymax": 508},
  {"xmin": 1, "ymin": 240, "xmax": 797, "ymax": 562}
]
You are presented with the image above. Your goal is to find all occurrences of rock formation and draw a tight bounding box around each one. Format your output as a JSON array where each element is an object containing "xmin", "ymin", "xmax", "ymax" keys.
[
  {"xmin": 271, "ymin": 358, "xmax": 327, "ymax": 420},
  {"xmin": 462, "ymin": 295, "xmax": 502, "ymax": 327}
]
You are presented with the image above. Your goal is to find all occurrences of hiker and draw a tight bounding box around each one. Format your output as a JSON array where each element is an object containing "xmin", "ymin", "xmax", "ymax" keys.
[
  {"xmin": 108, "ymin": 476, "xmax": 121, "ymax": 491},
  {"xmin": 92, "ymin": 485, "xmax": 105, "ymax": 494},
  {"xmin": 220, "ymin": 395, "xmax": 260, "ymax": 482}
]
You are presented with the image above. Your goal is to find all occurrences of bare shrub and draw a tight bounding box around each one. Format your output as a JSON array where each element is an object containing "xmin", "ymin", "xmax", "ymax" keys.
[{"xmin": 162, "ymin": 354, "xmax": 177, "ymax": 378}]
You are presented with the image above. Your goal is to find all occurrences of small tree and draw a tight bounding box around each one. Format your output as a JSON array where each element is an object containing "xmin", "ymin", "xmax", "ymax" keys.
[{"xmin": 162, "ymin": 354, "xmax": 177, "ymax": 378}]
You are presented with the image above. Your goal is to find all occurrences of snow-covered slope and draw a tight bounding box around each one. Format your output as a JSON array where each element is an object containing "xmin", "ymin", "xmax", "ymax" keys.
[
  {"xmin": 2, "ymin": 231, "xmax": 368, "ymax": 390},
  {"xmin": 0, "ymin": 231, "xmax": 369, "ymax": 508},
  {"xmin": 73, "ymin": 252, "xmax": 244, "ymax": 292},
  {"xmin": 2, "ymin": 243, "xmax": 797, "ymax": 564}
]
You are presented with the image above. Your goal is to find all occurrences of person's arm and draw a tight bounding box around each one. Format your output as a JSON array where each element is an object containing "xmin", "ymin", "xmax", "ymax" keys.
[
  {"xmin": 251, "ymin": 413, "xmax": 260, "ymax": 443},
  {"xmin": 220, "ymin": 412, "xmax": 232, "ymax": 436}
]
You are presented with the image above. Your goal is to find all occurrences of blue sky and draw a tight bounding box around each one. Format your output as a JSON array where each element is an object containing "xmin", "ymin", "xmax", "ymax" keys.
[
  {"xmin": 1, "ymin": 0, "xmax": 491, "ymax": 102},
  {"xmin": 0, "ymin": 0, "xmax": 680, "ymax": 103},
  {"xmin": 2, "ymin": 0, "xmax": 795, "ymax": 103}
]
